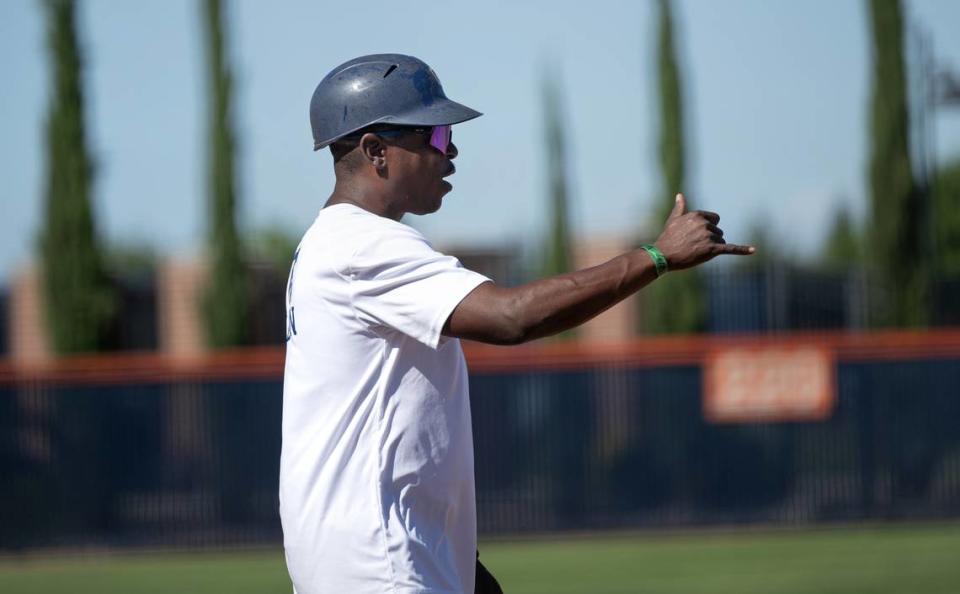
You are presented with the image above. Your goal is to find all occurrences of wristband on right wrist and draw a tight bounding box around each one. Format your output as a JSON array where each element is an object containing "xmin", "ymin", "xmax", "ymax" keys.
[{"xmin": 640, "ymin": 244, "xmax": 668, "ymax": 277}]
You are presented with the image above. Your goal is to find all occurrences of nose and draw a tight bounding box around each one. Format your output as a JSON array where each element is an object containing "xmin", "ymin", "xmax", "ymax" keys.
[{"xmin": 446, "ymin": 141, "xmax": 458, "ymax": 160}]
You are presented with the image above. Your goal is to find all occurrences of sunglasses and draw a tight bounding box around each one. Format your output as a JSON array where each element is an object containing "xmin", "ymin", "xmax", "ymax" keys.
[{"xmin": 352, "ymin": 124, "xmax": 453, "ymax": 154}]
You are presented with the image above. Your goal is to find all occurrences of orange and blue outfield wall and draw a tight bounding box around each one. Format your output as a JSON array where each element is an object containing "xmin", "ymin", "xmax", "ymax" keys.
[{"xmin": 0, "ymin": 329, "xmax": 959, "ymax": 549}]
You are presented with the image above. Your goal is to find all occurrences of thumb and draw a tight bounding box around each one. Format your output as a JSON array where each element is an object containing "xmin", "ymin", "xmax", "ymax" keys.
[{"xmin": 669, "ymin": 193, "xmax": 687, "ymax": 219}]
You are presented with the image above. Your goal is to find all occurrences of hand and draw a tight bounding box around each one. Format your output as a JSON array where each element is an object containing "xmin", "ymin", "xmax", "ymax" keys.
[{"xmin": 653, "ymin": 193, "xmax": 755, "ymax": 271}]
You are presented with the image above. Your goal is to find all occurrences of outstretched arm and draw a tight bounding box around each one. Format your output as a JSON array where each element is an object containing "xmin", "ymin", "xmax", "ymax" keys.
[{"xmin": 442, "ymin": 193, "xmax": 755, "ymax": 345}]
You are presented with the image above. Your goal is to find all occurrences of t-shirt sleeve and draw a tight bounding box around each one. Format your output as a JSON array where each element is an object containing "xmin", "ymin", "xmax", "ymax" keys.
[{"xmin": 349, "ymin": 224, "xmax": 491, "ymax": 349}]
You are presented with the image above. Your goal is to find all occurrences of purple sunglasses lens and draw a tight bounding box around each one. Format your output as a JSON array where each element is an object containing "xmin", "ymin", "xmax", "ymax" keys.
[{"xmin": 429, "ymin": 125, "xmax": 452, "ymax": 153}]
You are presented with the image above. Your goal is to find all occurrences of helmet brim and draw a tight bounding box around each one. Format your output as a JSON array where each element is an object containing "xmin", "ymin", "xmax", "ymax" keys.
[
  {"xmin": 387, "ymin": 98, "xmax": 483, "ymax": 128},
  {"xmin": 314, "ymin": 98, "xmax": 482, "ymax": 150}
]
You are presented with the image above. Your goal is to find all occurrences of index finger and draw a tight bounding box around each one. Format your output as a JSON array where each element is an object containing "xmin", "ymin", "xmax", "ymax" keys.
[
  {"xmin": 718, "ymin": 243, "xmax": 756, "ymax": 256},
  {"xmin": 695, "ymin": 210, "xmax": 720, "ymax": 224}
]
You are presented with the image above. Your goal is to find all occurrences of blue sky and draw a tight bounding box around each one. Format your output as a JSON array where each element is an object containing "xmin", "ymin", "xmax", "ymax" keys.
[{"xmin": 3, "ymin": 0, "xmax": 960, "ymax": 283}]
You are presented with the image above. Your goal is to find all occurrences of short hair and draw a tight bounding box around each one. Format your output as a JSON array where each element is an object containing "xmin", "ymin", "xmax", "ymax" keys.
[
  {"xmin": 330, "ymin": 139, "xmax": 362, "ymax": 173},
  {"xmin": 330, "ymin": 125, "xmax": 411, "ymax": 174}
]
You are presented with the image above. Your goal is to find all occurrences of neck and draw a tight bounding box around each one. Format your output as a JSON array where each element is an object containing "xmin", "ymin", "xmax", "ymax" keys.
[{"xmin": 325, "ymin": 177, "xmax": 403, "ymax": 221}]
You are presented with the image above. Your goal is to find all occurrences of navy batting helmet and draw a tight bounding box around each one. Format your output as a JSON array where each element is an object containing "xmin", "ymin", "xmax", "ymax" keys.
[{"xmin": 309, "ymin": 54, "xmax": 482, "ymax": 150}]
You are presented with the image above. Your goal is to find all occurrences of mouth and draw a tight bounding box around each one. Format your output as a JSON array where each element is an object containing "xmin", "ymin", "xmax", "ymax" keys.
[{"xmin": 442, "ymin": 163, "xmax": 456, "ymax": 178}]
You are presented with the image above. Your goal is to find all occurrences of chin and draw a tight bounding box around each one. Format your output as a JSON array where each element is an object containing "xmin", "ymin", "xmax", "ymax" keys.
[
  {"xmin": 430, "ymin": 183, "xmax": 452, "ymax": 209},
  {"xmin": 411, "ymin": 199, "xmax": 443, "ymax": 216}
]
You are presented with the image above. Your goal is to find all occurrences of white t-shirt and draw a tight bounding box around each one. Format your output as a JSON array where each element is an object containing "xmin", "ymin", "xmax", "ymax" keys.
[{"xmin": 280, "ymin": 203, "xmax": 491, "ymax": 594}]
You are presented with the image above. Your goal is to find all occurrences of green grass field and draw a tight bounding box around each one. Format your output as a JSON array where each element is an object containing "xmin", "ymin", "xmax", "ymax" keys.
[{"xmin": 2, "ymin": 524, "xmax": 958, "ymax": 594}]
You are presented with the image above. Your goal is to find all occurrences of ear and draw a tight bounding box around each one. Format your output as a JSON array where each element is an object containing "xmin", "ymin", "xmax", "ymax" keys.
[{"xmin": 359, "ymin": 133, "xmax": 387, "ymax": 172}]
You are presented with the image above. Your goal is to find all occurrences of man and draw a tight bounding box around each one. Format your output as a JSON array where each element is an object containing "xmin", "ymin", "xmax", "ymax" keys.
[{"xmin": 280, "ymin": 53, "xmax": 753, "ymax": 594}]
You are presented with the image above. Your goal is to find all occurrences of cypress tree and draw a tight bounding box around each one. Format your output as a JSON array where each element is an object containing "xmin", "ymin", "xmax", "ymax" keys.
[
  {"xmin": 655, "ymin": 0, "xmax": 684, "ymax": 226},
  {"xmin": 934, "ymin": 159, "xmax": 960, "ymax": 276},
  {"xmin": 541, "ymin": 68, "xmax": 573, "ymax": 280},
  {"xmin": 201, "ymin": 0, "xmax": 247, "ymax": 348},
  {"xmin": 539, "ymin": 68, "xmax": 576, "ymax": 340},
  {"xmin": 866, "ymin": 0, "xmax": 925, "ymax": 326},
  {"xmin": 643, "ymin": 0, "xmax": 705, "ymax": 335},
  {"xmin": 40, "ymin": 0, "xmax": 115, "ymax": 354},
  {"xmin": 931, "ymin": 159, "xmax": 960, "ymax": 325},
  {"xmin": 822, "ymin": 206, "xmax": 863, "ymax": 271}
]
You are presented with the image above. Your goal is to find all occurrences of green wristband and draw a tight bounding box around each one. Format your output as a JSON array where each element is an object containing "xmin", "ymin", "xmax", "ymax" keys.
[{"xmin": 641, "ymin": 244, "xmax": 668, "ymax": 277}]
